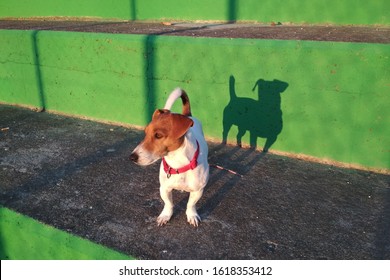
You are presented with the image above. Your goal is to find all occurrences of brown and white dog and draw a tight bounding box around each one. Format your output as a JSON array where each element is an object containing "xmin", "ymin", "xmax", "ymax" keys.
[{"xmin": 130, "ymin": 88, "xmax": 209, "ymax": 227}]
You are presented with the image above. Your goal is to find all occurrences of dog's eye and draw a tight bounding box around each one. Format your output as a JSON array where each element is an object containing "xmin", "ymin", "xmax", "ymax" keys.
[{"xmin": 154, "ymin": 132, "xmax": 163, "ymax": 139}]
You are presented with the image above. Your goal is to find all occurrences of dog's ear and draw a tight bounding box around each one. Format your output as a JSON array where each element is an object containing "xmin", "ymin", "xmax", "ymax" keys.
[
  {"xmin": 152, "ymin": 109, "xmax": 170, "ymax": 120},
  {"xmin": 169, "ymin": 114, "xmax": 194, "ymax": 139}
]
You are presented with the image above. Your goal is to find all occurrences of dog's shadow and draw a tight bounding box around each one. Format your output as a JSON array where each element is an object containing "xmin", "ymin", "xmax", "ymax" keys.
[
  {"xmin": 222, "ymin": 75, "xmax": 288, "ymax": 152},
  {"xmin": 173, "ymin": 144, "xmax": 266, "ymax": 222}
]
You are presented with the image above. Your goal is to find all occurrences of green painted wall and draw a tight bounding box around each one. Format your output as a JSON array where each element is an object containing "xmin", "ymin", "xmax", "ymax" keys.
[
  {"xmin": 0, "ymin": 207, "xmax": 133, "ymax": 259},
  {"xmin": 0, "ymin": 0, "xmax": 389, "ymax": 25},
  {"xmin": 0, "ymin": 30, "xmax": 389, "ymax": 171}
]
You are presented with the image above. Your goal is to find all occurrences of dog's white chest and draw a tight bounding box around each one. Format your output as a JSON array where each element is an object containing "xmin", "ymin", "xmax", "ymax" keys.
[{"xmin": 159, "ymin": 166, "xmax": 203, "ymax": 193}]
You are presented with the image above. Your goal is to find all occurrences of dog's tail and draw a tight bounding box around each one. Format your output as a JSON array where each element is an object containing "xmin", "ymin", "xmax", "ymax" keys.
[{"xmin": 164, "ymin": 88, "xmax": 192, "ymax": 116}]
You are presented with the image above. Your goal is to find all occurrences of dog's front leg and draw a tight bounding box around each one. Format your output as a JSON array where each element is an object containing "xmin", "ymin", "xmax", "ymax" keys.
[
  {"xmin": 157, "ymin": 187, "xmax": 174, "ymax": 226},
  {"xmin": 186, "ymin": 189, "xmax": 204, "ymax": 227}
]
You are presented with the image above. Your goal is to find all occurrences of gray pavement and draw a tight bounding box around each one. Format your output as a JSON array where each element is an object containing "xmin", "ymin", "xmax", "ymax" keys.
[
  {"xmin": 0, "ymin": 104, "xmax": 389, "ymax": 259},
  {"xmin": 1, "ymin": 20, "xmax": 390, "ymax": 43}
]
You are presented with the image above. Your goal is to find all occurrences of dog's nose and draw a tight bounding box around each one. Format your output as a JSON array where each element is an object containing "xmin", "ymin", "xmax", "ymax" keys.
[{"xmin": 130, "ymin": 152, "xmax": 138, "ymax": 162}]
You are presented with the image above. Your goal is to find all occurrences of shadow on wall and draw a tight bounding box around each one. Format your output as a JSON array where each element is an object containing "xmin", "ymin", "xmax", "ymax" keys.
[
  {"xmin": 143, "ymin": 36, "xmax": 157, "ymax": 122},
  {"xmin": 130, "ymin": 0, "xmax": 137, "ymax": 20},
  {"xmin": 32, "ymin": 30, "xmax": 46, "ymax": 111},
  {"xmin": 222, "ymin": 75, "xmax": 288, "ymax": 152},
  {"xmin": 134, "ymin": 0, "xmax": 239, "ymax": 123},
  {"xmin": 227, "ymin": 0, "xmax": 237, "ymax": 23}
]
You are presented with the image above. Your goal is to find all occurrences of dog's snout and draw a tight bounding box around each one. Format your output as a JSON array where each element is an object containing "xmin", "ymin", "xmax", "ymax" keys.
[{"xmin": 130, "ymin": 152, "xmax": 138, "ymax": 162}]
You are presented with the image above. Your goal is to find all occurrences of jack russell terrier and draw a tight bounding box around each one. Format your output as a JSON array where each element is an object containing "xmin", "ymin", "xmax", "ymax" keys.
[{"xmin": 130, "ymin": 88, "xmax": 209, "ymax": 227}]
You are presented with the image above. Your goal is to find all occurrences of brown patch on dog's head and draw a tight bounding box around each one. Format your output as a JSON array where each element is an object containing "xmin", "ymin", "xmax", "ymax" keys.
[{"xmin": 142, "ymin": 109, "xmax": 193, "ymax": 157}]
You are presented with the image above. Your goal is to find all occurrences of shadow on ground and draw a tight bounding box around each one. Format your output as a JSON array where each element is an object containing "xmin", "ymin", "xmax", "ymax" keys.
[{"xmin": 0, "ymin": 105, "xmax": 389, "ymax": 259}]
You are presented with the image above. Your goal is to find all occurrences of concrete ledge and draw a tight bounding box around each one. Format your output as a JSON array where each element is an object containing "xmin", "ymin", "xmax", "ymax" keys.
[
  {"xmin": 1, "ymin": 20, "xmax": 389, "ymax": 43},
  {"xmin": 0, "ymin": 27, "xmax": 388, "ymax": 171},
  {"xmin": 0, "ymin": 0, "xmax": 389, "ymax": 25}
]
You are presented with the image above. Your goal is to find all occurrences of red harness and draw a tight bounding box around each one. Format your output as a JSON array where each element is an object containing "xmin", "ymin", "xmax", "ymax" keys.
[{"xmin": 162, "ymin": 141, "xmax": 200, "ymax": 178}]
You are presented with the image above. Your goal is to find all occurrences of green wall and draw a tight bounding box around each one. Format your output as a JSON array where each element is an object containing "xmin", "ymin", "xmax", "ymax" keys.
[
  {"xmin": 0, "ymin": 0, "xmax": 389, "ymax": 25},
  {"xmin": 0, "ymin": 30, "xmax": 389, "ymax": 171},
  {"xmin": 0, "ymin": 207, "xmax": 133, "ymax": 259}
]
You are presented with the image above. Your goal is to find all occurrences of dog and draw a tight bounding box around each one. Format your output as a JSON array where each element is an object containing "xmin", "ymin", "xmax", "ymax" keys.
[{"xmin": 130, "ymin": 88, "xmax": 209, "ymax": 227}]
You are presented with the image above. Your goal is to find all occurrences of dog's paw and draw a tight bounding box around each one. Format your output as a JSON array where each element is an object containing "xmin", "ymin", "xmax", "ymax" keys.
[
  {"xmin": 157, "ymin": 209, "xmax": 173, "ymax": 227},
  {"xmin": 157, "ymin": 214, "xmax": 171, "ymax": 226},
  {"xmin": 157, "ymin": 207, "xmax": 173, "ymax": 226},
  {"xmin": 187, "ymin": 213, "xmax": 201, "ymax": 227}
]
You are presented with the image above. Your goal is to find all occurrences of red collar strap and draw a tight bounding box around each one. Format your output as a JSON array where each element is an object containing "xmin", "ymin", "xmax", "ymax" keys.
[{"xmin": 162, "ymin": 141, "xmax": 200, "ymax": 178}]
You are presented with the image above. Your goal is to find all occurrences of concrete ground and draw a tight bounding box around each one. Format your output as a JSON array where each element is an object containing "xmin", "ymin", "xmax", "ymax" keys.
[
  {"xmin": 1, "ymin": 20, "xmax": 390, "ymax": 43},
  {"xmin": 0, "ymin": 105, "xmax": 389, "ymax": 259}
]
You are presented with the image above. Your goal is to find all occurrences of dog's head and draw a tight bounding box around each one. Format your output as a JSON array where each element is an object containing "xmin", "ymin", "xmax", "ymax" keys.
[{"xmin": 130, "ymin": 109, "xmax": 194, "ymax": 165}]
